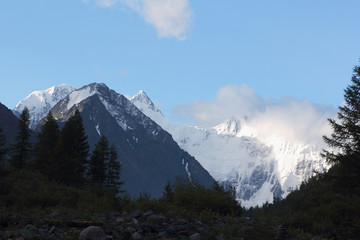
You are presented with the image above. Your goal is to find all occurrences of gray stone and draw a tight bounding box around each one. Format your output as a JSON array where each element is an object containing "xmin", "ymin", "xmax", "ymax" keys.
[
  {"xmin": 45, "ymin": 234, "xmax": 57, "ymax": 240},
  {"xmin": 115, "ymin": 217, "xmax": 124, "ymax": 223},
  {"xmin": 49, "ymin": 226, "xmax": 56, "ymax": 234},
  {"xmin": 146, "ymin": 214, "xmax": 167, "ymax": 223},
  {"xmin": 131, "ymin": 232, "xmax": 142, "ymax": 240},
  {"xmin": 78, "ymin": 226, "xmax": 105, "ymax": 240},
  {"xmin": 21, "ymin": 224, "xmax": 39, "ymax": 240},
  {"xmin": 216, "ymin": 234, "xmax": 225, "ymax": 240},
  {"xmin": 189, "ymin": 233, "xmax": 201, "ymax": 240},
  {"xmin": 126, "ymin": 227, "xmax": 136, "ymax": 234},
  {"xmin": 132, "ymin": 218, "xmax": 139, "ymax": 225},
  {"xmin": 130, "ymin": 210, "xmax": 142, "ymax": 218},
  {"xmin": 143, "ymin": 210, "xmax": 154, "ymax": 218}
]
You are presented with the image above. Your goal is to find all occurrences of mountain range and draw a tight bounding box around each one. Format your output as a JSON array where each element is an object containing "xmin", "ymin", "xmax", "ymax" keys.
[
  {"xmin": 131, "ymin": 91, "xmax": 329, "ymax": 207},
  {"xmin": 9, "ymin": 83, "xmax": 329, "ymax": 207},
  {"xmin": 10, "ymin": 83, "xmax": 215, "ymax": 197}
]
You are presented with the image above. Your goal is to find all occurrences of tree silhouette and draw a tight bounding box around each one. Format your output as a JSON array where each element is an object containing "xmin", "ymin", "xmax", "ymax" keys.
[
  {"xmin": 54, "ymin": 110, "xmax": 89, "ymax": 186},
  {"xmin": 322, "ymin": 62, "xmax": 360, "ymax": 192},
  {"xmin": 88, "ymin": 135, "xmax": 109, "ymax": 184},
  {"xmin": 106, "ymin": 144, "xmax": 122, "ymax": 190},
  {"xmin": 33, "ymin": 112, "xmax": 60, "ymax": 177},
  {"xmin": 10, "ymin": 107, "xmax": 31, "ymax": 170}
]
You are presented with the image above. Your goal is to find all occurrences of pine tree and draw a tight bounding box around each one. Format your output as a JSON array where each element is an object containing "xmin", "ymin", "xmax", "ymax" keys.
[
  {"xmin": 322, "ymin": 62, "xmax": 360, "ymax": 191},
  {"xmin": 54, "ymin": 110, "xmax": 89, "ymax": 186},
  {"xmin": 163, "ymin": 181, "xmax": 174, "ymax": 202},
  {"xmin": 106, "ymin": 144, "xmax": 122, "ymax": 190},
  {"xmin": 88, "ymin": 135, "xmax": 109, "ymax": 184},
  {"xmin": 10, "ymin": 107, "xmax": 31, "ymax": 170},
  {"xmin": 33, "ymin": 112, "xmax": 60, "ymax": 177}
]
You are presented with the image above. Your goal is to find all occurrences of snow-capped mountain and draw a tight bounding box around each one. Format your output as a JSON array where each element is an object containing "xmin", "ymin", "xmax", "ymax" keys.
[
  {"xmin": 131, "ymin": 91, "xmax": 329, "ymax": 207},
  {"xmin": 14, "ymin": 84, "xmax": 329, "ymax": 206},
  {"xmin": 17, "ymin": 83, "xmax": 214, "ymax": 197},
  {"xmin": 13, "ymin": 84, "xmax": 76, "ymax": 128}
]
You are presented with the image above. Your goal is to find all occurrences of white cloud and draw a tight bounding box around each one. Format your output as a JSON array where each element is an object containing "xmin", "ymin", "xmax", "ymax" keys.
[
  {"xmin": 141, "ymin": 0, "xmax": 192, "ymax": 40},
  {"xmin": 96, "ymin": 0, "xmax": 119, "ymax": 7},
  {"xmin": 83, "ymin": 0, "xmax": 192, "ymax": 40},
  {"xmin": 174, "ymin": 85, "xmax": 266, "ymax": 127},
  {"xmin": 123, "ymin": 0, "xmax": 192, "ymax": 40},
  {"xmin": 174, "ymin": 85, "xmax": 336, "ymax": 144}
]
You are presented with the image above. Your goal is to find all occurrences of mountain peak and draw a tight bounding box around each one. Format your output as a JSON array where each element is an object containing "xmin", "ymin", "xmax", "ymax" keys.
[
  {"xmin": 131, "ymin": 90, "xmax": 163, "ymax": 116},
  {"xmin": 13, "ymin": 84, "xmax": 76, "ymax": 128},
  {"xmin": 213, "ymin": 118, "xmax": 242, "ymax": 136},
  {"xmin": 132, "ymin": 90, "xmax": 152, "ymax": 104}
]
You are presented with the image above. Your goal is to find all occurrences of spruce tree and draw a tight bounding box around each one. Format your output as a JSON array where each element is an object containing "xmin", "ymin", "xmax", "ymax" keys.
[
  {"xmin": 106, "ymin": 144, "xmax": 122, "ymax": 190},
  {"xmin": 322, "ymin": 62, "xmax": 360, "ymax": 191},
  {"xmin": 88, "ymin": 135, "xmax": 109, "ymax": 184},
  {"xmin": 163, "ymin": 181, "xmax": 174, "ymax": 202},
  {"xmin": 54, "ymin": 110, "xmax": 89, "ymax": 186},
  {"xmin": 10, "ymin": 107, "xmax": 31, "ymax": 170},
  {"xmin": 33, "ymin": 112, "xmax": 60, "ymax": 177}
]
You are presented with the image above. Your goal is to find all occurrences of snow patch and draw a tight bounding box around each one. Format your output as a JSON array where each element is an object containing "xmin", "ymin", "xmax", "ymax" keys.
[
  {"xmin": 95, "ymin": 124, "xmax": 101, "ymax": 136},
  {"xmin": 185, "ymin": 162, "xmax": 191, "ymax": 181},
  {"xmin": 132, "ymin": 136, "xmax": 139, "ymax": 143},
  {"xmin": 67, "ymin": 87, "xmax": 95, "ymax": 109},
  {"xmin": 118, "ymin": 120, "xmax": 128, "ymax": 131},
  {"xmin": 13, "ymin": 84, "xmax": 76, "ymax": 128}
]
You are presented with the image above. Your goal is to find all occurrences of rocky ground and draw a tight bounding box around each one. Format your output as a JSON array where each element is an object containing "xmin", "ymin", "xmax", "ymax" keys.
[{"xmin": 0, "ymin": 210, "xmax": 276, "ymax": 240}]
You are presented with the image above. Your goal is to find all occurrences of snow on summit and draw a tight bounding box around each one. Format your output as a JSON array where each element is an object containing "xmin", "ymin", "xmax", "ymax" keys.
[
  {"xmin": 129, "ymin": 90, "xmax": 330, "ymax": 207},
  {"xmin": 14, "ymin": 83, "xmax": 331, "ymax": 207},
  {"xmin": 66, "ymin": 86, "xmax": 96, "ymax": 110},
  {"xmin": 13, "ymin": 84, "xmax": 76, "ymax": 128}
]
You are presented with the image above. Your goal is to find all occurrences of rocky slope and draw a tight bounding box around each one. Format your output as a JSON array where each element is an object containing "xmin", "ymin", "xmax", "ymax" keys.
[{"xmin": 30, "ymin": 83, "xmax": 214, "ymax": 197}]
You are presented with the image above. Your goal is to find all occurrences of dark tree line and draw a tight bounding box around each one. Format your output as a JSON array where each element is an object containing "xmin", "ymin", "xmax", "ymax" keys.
[
  {"xmin": 322, "ymin": 62, "xmax": 360, "ymax": 193},
  {"xmin": 9, "ymin": 108, "xmax": 32, "ymax": 170},
  {"xmin": 244, "ymin": 61, "xmax": 360, "ymax": 240},
  {"xmin": 0, "ymin": 108, "xmax": 122, "ymax": 192},
  {"xmin": 88, "ymin": 135, "xmax": 122, "ymax": 188}
]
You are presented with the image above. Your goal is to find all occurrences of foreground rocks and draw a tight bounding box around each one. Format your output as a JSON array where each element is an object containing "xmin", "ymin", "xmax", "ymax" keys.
[{"xmin": 0, "ymin": 211, "xmax": 271, "ymax": 240}]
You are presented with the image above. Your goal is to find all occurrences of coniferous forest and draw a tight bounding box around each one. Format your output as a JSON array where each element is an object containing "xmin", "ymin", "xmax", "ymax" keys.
[{"xmin": 0, "ymin": 62, "xmax": 360, "ymax": 239}]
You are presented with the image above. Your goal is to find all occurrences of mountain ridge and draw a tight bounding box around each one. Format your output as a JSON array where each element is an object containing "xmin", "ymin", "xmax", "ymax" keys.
[
  {"xmin": 13, "ymin": 84, "xmax": 76, "ymax": 128},
  {"xmin": 12, "ymin": 83, "xmax": 329, "ymax": 207},
  {"xmin": 20, "ymin": 83, "xmax": 214, "ymax": 197},
  {"xmin": 131, "ymin": 90, "xmax": 329, "ymax": 207}
]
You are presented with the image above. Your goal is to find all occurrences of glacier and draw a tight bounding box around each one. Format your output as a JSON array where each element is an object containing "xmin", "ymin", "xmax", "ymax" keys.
[{"xmin": 131, "ymin": 90, "xmax": 330, "ymax": 207}]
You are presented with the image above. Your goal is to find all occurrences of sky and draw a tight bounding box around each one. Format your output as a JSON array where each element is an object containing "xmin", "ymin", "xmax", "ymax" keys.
[{"xmin": 1, "ymin": 0, "xmax": 360, "ymax": 131}]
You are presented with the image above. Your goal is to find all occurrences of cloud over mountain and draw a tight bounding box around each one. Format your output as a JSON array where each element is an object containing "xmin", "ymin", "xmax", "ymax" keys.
[{"xmin": 174, "ymin": 85, "xmax": 336, "ymax": 145}]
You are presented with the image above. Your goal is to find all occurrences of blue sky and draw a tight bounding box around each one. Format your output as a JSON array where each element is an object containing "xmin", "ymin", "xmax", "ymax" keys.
[{"xmin": 1, "ymin": 0, "xmax": 360, "ymax": 125}]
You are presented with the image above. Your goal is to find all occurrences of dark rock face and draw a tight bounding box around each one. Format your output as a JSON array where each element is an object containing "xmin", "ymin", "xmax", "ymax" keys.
[
  {"xmin": 48, "ymin": 83, "xmax": 215, "ymax": 197},
  {"xmin": 0, "ymin": 102, "xmax": 37, "ymax": 147},
  {"xmin": 0, "ymin": 102, "xmax": 19, "ymax": 146}
]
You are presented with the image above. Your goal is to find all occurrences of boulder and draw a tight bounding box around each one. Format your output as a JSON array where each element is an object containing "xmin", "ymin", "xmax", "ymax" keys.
[
  {"xmin": 189, "ymin": 232, "xmax": 201, "ymax": 240},
  {"xmin": 79, "ymin": 226, "xmax": 105, "ymax": 240},
  {"xmin": 20, "ymin": 224, "xmax": 39, "ymax": 240}
]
